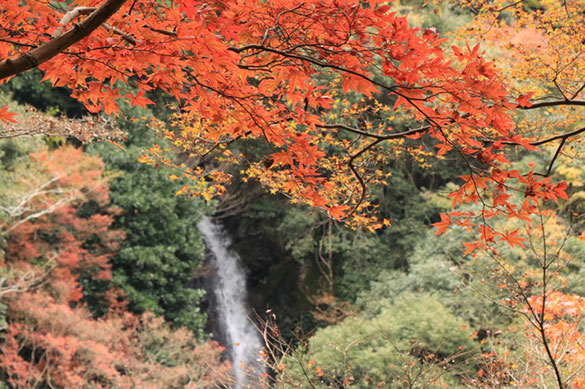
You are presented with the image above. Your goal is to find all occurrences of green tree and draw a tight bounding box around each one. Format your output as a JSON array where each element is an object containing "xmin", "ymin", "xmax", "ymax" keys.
[
  {"xmin": 95, "ymin": 134, "xmax": 209, "ymax": 336},
  {"xmin": 280, "ymin": 294, "xmax": 475, "ymax": 388},
  {"xmin": 0, "ymin": 69, "xmax": 86, "ymax": 118}
]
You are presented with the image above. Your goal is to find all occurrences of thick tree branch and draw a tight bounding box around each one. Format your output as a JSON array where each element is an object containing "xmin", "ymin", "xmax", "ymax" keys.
[{"xmin": 0, "ymin": 0, "xmax": 128, "ymax": 80}]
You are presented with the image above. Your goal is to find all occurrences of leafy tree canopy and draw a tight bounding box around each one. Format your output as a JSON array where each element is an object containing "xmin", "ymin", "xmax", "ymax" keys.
[{"xmin": 0, "ymin": 0, "xmax": 574, "ymax": 238}]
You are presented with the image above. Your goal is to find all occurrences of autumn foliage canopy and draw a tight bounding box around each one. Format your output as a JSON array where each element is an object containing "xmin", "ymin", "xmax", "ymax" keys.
[{"xmin": 0, "ymin": 0, "xmax": 573, "ymax": 234}]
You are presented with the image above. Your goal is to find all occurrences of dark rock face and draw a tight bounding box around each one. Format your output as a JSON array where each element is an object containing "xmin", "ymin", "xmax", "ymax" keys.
[
  {"xmin": 219, "ymin": 214, "xmax": 317, "ymax": 340},
  {"xmin": 189, "ymin": 263, "xmax": 221, "ymax": 340}
]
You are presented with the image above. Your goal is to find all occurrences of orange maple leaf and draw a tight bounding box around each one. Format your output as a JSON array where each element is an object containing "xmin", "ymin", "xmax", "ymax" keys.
[
  {"xmin": 126, "ymin": 91, "xmax": 155, "ymax": 109},
  {"xmin": 432, "ymin": 213, "xmax": 451, "ymax": 235},
  {"xmin": 499, "ymin": 229, "xmax": 526, "ymax": 248},
  {"xmin": 0, "ymin": 105, "xmax": 18, "ymax": 123}
]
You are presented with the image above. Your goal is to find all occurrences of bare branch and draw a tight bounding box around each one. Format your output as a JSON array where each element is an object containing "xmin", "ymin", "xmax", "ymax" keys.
[
  {"xmin": 0, "ymin": 175, "xmax": 63, "ymax": 218},
  {"xmin": 3, "ymin": 195, "xmax": 78, "ymax": 235},
  {"xmin": 0, "ymin": 256, "xmax": 57, "ymax": 297}
]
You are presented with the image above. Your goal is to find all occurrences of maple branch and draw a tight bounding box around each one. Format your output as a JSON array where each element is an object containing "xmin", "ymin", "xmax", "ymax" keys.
[
  {"xmin": 530, "ymin": 126, "xmax": 585, "ymax": 146},
  {"xmin": 52, "ymin": 7, "xmax": 136, "ymax": 46},
  {"xmin": 496, "ymin": 124, "xmax": 585, "ymax": 178},
  {"xmin": 228, "ymin": 44, "xmax": 401, "ymax": 95},
  {"xmin": 552, "ymin": 78, "xmax": 569, "ymax": 101},
  {"xmin": 316, "ymin": 123, "xmax": 430, "ymax": 140},
  {"xmin": 527, "ymin": 127, "xmax": 585, "ymax": 177},
  {"xmin": 538, "ymin": 137, "xmax": 566, "ymax": 177},
  {"xmin": 348, "ymin": 139, "xmax": 383, "ymax": 212},
  {"xmin": 342, "ymin": 124, "xmax": 431, "ymax": 214},
  {"xmin": 497, "ymin": 126, "xmax": 585, "ymax": 148},
  {"xmin": 0, "ymin": 39, "xmax": 37, "ymax": 49},
  {"xmin": 536, "ymin": 213, "xmax": 565, "ymax": 389},
  {"xmin": 494, "ymin": 0, "xmax": 523, "ymax": 13},
  {"xmin": 229, "ymin": 43, "xmax": 446, "ymax": 131},
  {"xmin": 521, "ymin": 100, "xmax": 585, "ymax": 109},
  {"xmin": 54, "ymin": 5, "xmax": 137, "ymax": 46},
  {"xmin": 0, "ymin": 0, "xmax": 128, "ymax": 80},
  {"xmin": 260, "ymin": 4, "xmax": 305, "ymax": 46}
]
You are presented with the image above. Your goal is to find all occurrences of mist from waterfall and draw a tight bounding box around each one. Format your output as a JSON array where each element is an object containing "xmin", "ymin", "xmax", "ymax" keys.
[{"xmin": 197, "ymin": 216, "xmax": 266, "ymax": 388}]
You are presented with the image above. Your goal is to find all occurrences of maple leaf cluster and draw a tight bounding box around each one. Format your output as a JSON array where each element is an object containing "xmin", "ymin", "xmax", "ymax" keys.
[
  {"xmin": 0, "ymin": 0, "xmax": 568, "ymax": 232},
  {"xmin": 0, "ymin": 1, "xmax": 575, "ymax": 277}
]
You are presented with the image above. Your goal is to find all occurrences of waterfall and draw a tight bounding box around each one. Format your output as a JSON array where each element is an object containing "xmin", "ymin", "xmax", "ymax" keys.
[{"xmin": 197, "ymin": 216, "xmax": 266, "ymax": 388}]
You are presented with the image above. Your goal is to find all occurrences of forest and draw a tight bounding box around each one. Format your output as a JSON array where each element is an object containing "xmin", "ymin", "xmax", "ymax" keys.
[{"xmin": 1, "ymin": 0, "xmax": 585, "ymax": 387}]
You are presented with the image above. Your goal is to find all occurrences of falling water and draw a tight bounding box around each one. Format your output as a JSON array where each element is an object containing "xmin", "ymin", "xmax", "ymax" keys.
[{"xmin": 197, "ymin": 216, "xmax": 266, "ymax": 389}]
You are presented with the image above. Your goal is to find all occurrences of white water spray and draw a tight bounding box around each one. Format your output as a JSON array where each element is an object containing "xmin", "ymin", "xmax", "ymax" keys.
[{"xmin": 197, "ymin": 216, "xmax": 266, "ymax": 388}]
